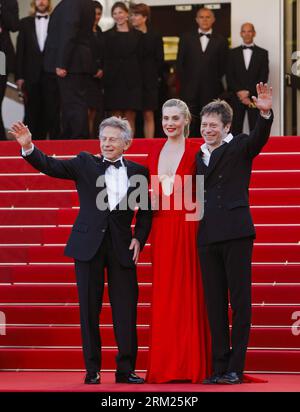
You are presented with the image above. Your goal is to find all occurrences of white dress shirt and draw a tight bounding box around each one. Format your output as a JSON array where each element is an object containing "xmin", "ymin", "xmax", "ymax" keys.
[
  {"xmin": 200, "ymin": 133, "xmax": 234, "ymax": 166},
  {"xmin": 103, "ymin": 156, "xmax": 129, "ymax": 211},
  {"xmin": 198, "ymin": 28, "xmax": 212, "ymax": 52},
  {"xmin": 242, "ymin": 43, "xmax": 254, "ymax": 70},
  {"xmin": 35, "ymin": 13, "xmax": 49, "ymax": 52}
]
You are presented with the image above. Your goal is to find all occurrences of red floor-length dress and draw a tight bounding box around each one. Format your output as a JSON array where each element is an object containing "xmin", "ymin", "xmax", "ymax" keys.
[{"xmin": 146, "ymin": 139, "xmax": 212, "ymax": 383}]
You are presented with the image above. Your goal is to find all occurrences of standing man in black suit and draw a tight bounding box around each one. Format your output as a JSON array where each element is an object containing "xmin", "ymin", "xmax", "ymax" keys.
[
  {"xmin": 9, "ymin": 117, "xmax": 152, "ymax": 385},
  {"xmin": 0, "ymin": 0, "xmax": 19, "ymax": 140},
  {"xmin": 227, "ymin": 23, "xmax": 269, "ymax": 135},
  {"xmin": 177, "ymin": 7, "xmax": 228, "ymax": 136},
  {"xmin": 16, "ymin": 0, "xmax": 60, "ymax": 140},
  {"xmin": 44, "ymin": 0, "xmax": 94, "ymax": 139},
  {"xmin": 196, "ymin": 83, "xmax": 273, "ymax": 384}
]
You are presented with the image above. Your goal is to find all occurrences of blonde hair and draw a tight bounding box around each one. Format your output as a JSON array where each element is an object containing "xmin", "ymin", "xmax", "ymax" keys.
[
  {"xmin": 30, "ymin": 0, "xmax": 52, "ymax": 16},
  {"xmin": 162, "ymin": 99, "xmax": 192, "ymax": 138}
]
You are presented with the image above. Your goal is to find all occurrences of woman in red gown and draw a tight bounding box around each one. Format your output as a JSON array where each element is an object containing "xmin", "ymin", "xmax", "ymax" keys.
[{"xmin": 146, "ymin": 99, "xmax": 211, "ymax": 383}]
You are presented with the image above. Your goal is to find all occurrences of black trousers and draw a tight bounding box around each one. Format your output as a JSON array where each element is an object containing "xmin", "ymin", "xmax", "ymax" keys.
[
  {"xmin": 0, "ymin": 75, "xmax": 7, "ymax": 140},
  {"xmin": 231, "ymin": 95, "xmax": 259, "ymax": 135},
  {"xmin": 58, "ymin": 74, "xmax": 89, "ymax": 139},
  {"xmin": 24, "ymin": 73, "xmax": 61, "ymax": 140},
  {"xmin": 198, "ymin": 237, "xmax": 253, "ymax": 375},
  {"xmin": 74, "ymin": 229, "xmax": 138, "ymax": 374}
]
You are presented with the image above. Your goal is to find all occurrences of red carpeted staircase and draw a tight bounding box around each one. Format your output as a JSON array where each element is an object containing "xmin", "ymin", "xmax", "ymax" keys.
[{"xmin": 0, "ymin": 137, "xmax": 299, "ymax": 373}]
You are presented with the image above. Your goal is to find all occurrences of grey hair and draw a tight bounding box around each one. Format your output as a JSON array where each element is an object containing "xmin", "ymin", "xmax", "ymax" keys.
[
  {"xmin": 162, "ymin": 99, "xmax": 192, "ymax": 138},
  {"xmin": 99, "ymin": 116, "xmax": 132, "ymax": 143}
]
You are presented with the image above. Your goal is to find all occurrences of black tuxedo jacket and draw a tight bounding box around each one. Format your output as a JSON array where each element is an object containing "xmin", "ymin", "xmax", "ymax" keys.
[
  {"xmin": 227, "ymin": 45, "xmax": 269, "ymax": 97},
  {"xmin": 196, "ymin": 113, "xmax": 273, "ymax": 246},
  {"xmin": 177, "ymin": 29, "xmax": 228, "ymax": 104},
  {"xmin": 22, "ymin": 147, "xmax": 152, "ymax": 267},
  {"xmin": 44, "ymin": 0, "xmax": 94, "ymax": 74},
  {"xmin": 16, "ymin": 16, "xmax": 45, "ymax": 83},
  {"xmin": 0, "ymin": 0, "xmax": 19, "ymax": 73}
]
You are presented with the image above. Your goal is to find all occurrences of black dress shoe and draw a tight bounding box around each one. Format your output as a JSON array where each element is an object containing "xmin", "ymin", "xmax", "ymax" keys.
[
  {"xmin": 115, "ymin": 372, "xmax": 144, "ymax": 384},
  {"xmin": 84, "ymin": 372, "xmax": 100, "ymax": 384},
  {"xmin": 202, "ymin": 374, "xmax": 223, "ymax": 384},
  {"xmin": 218, "ymin": 372, "xmax": 243, "ymax": 384}
]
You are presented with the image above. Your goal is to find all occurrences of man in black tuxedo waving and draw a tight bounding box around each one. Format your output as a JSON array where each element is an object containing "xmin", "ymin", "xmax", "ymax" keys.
[
  {"xmin": 177, "ymin": 7, "xmax": 228, "ymax": 136},
  {"xmin": 196, "ymin": 83, "xmax": 273, "ymax": 384},
  {"xmin": 9, "ymin": 117, "xmax": 152, "ymax": 385},
  {"xmin": 227, "ymin": 23, "xmax": 269, "ymax": 135}
]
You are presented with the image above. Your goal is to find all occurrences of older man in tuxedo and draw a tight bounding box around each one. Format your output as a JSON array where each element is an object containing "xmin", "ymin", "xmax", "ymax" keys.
[
  {"xmin": 10, "ymin": 117, "xmax": 152, "ymax": 385},
  {"xmin": 16, "ymin": 0, "xmax": 60, "ymax": 140},
  {"xmin": 44, "ymin": 0, "xmax": 94, "ymax": 139},
  {"xmin": 227, "ymin": 23, "xmax": 269, "ymax": 134},
  {"xmin": 177, "ymin": 7, "xmax": 228, "ymax": 136}
]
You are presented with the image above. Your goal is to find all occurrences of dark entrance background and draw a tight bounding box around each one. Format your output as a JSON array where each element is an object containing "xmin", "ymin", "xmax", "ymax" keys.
[{"xmin": 136, "ymin": 3, "xmax": 231, "ymax": 137}]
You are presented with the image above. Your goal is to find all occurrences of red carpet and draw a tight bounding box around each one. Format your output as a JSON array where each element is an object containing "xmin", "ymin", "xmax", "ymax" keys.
[
  {"xmin": 0, "ymin": 372, "xmax": 299, "ymax": 392},
  {"xmin": 0, "ymin": 137, "xmax": 300, "ymax": 377}
]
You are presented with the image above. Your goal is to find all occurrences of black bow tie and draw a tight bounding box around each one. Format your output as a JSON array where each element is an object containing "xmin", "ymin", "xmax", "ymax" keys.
[
  {"xmin": 242, "ymin": 45, "xmax": 254, "ymax": 50},
  {"xmin": 199, "ymin": 32, "xmax": 211, "ymax": 38},
  {"xmin": 36, "ymin": 15, "xmax": 49, "ymax": 19},
  {"xmin": 103, "ymin": 159, "xmax": 122, "ymax": 169}
]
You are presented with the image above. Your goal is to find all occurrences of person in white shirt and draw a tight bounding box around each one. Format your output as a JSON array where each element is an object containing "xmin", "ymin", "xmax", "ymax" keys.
[
  {"xmin": 227, "ymin": 23, "xmax": 269, "ymax": 134},
  {"xmin": 9, "ymin": 116, "xmax": 152, "ymax": 385},
  {"xmin": 196, "ymin": 83, "xmax": 273, "ymax": 385},
  {"xmin": 15, "ymin": 0, "xmax": 60, "ymax": 140},
  {"xmin": 177, "ymin": 7, "xmax": 228, "ymax": 136}
]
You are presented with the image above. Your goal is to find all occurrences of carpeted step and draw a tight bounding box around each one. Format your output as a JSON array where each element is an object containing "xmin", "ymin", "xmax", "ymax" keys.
[
  {"xmin": 250, "ymin": 171, "xmax": 300, "ymax": 188},
  {"xmin": 0, "ymin": 347, "xmax": 299, "ymax": 372},
  {"xmin": 0, "ymin": 191, "xmax": 78, "ymax": 208},
  {"xmin": 1, "ymin": 225, "xmax": 300, "ymax": 245},
  {"xmin": 0, "ymin": 210, "xmax": 60, "ymax": 226},
  {"xmin": 0, "ymin": 284, "xmax": 152, "ymax": 304},
  {"xmin": 1, "ymin": 244, "xmax": 298, "ymax": 264},
  {"xmin": 2, "ymin": 171, "xmax": 300, "ymax": 190},
  {"xmin": 249, "ymin": 189, "xmax": 300, "ymax": 206},
  {"xmin": 0, "ymin": 326, "xmax": 298, "ymax": 349},
  {"xmin": 2, "ymin": 204, "xmax": 300, "ymax": 228},
  {"xmin": 0, "ymin": 263, "xmax": 152, "ymax": 283},
  {"xmin": 0, "ymin": 304, "xmax": 151, "ymax": 325},
  {"xmin": 1, "ymin": 189, "xmax": 300, "ymax": 209},
  {"xmin": 253, "ymin": 153, "xmax": 300, "ymax": 170},
  {"xmin": 254, "ymin": 226, "xmax": 300, "ymax": 242},
  {"xmin": 1, "ymin": 326, "xmax": 149, "ymax": 347},
  {"xmin": 1, "ymin": 304, "xmax": 298, "ymax": 327},
  {"xmin": 0, "ymin": 175, "xmax": 75, "ymax": 190},
  {"xmin": 0, "ymin": 284, "xmax": 299, "ymax": 304},
  {"xmin": 251, "ymin": 208, "xmax": 300, "ymax": 224},
  {"xmin": 0, "ymin": 244, "xmax": 151, "ymax": 264},
  {"xmin": 251, "ymin": 264, "xmax": 300, "ymax": 282},
  {"xmin": 1, "ymin": 263, "xmax": 299, "ymax": 283},
  {"xmin": 59, "ymin": 207, "xmax": 300, "ymax": 225}
]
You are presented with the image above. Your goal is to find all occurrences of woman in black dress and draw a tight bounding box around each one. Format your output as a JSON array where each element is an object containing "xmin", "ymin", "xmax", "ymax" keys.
[
  {"xmin": 130, "ymin": 3, "xmax": 164, "ymax": 138},
  {"xmin": 87, "ymin": 1, "xmax": 104, "ymax": 138},
  {"xmin": 103, "ymin": 2, "xmax": 143, "ymax": 135}
]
